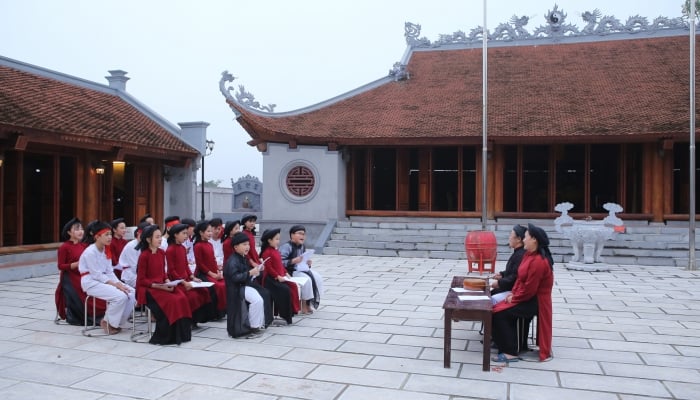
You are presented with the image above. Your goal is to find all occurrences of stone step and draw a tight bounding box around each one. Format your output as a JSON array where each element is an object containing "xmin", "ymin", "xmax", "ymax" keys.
[{"xmin": 323, "ymin": 217, "xmax": 696, "ymax": 267}]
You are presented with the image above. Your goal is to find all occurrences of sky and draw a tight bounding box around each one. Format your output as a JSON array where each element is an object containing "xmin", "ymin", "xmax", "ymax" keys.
[{"xmin": 0, "ymin": 0, "xmax": 683, "ymax": 186}]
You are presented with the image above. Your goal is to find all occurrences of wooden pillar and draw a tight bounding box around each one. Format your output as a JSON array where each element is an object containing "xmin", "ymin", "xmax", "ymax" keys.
[
  {"xmin": 492, "ymin": 145, "xmax": 503, "ymax": 214},
  {"xmin": 0, "ymin": 150, "xmax": 4, "ymax": 247},
  {"xmin": 418, "ymin": 148, "xmax": 431, "ymax": 211},
  {"xmin": 16, "ymin": 151, "xmax": 24, "ymax": 244},
  {"xmin": 101, "ymin": 165, "xmax": 114, "ymax": 221},
  {"xmin": 346, "ymin": 150, "xmax": 354, "ymax": 210},
  {"xmin": 648, "ymin": 143, "xmax": 665, "ymax": 222},
  {"xmin": 365, "ymin": 149, "xmax": 372, "ymax": 210},
  {"xmin": 83, "ymin": 157, "xmax": 99, "ymax": 223},
  {"xmin": 486, "ymin": 143, "xmax": 495, "ymax": 219},
  {"xmin": 153, "ymin": 162, "xmax": 164, "ymax": 223},
  {"xmin": 49, "ymin": 155, "xmax": 60, "ymax": 242},
  {"xmin": 396, "ymin": 149, "xmax": 409, "ymax": 211}
]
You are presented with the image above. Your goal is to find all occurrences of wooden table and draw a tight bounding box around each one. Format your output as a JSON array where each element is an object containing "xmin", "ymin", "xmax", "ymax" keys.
[{"xmin": 443, "ymin": 276, "xmax": 492, "ymax": 371}]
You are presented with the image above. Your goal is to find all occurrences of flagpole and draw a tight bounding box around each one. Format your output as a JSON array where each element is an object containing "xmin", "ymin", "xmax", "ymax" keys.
[
  {"xmin": 689, "ymin": 0, "xmax": 697, "ymax": 270},
  {"xmin": 481, "ymin": 0, "xmax": 488, "ymax": 230}
]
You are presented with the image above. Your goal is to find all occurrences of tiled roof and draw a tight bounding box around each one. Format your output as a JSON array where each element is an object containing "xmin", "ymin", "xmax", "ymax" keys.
[
  {"xmin": 229, "ymin": 34, "xmax": 697, "ymax": 146},
  {"xmin": 0, "ymin": 62, "xmax": 198, "ymax": 157}
]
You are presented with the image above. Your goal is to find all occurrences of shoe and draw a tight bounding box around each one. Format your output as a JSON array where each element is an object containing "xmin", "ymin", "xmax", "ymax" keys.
[
  {"xmin": 492, "ymin": 353, "xmax": 521, "ymax": 363},
  {"xmin": 246, "ymin": 328, "xmax": 264, "ymax": 339}
]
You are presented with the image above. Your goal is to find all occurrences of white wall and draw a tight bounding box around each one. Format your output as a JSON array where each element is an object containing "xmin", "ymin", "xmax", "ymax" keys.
[
  {"xmin": 262, "ymin": 143, "xmax": 346, "ymax": 223},
  {"xmin": 164, "ymin": 165, "xmax": 198, "ymax": 220},
  {"xmin": 194, "ymin": 185, "xmax": 234, "ymax": 220}
]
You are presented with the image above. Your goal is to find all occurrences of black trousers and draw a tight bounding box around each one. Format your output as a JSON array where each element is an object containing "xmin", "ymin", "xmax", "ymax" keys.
[{"xmin": 492, "ymin": 297, "xmax": 537, "ymax": 356}]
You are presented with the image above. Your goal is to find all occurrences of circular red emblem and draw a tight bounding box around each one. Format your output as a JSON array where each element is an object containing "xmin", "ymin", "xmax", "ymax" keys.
[{"xmin": 285, "ymin": 165, "xmax": 315, "ymax": 197}]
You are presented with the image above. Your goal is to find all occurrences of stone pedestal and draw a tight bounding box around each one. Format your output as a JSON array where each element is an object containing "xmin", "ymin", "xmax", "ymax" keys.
[
  {"xmin": 555, "ymin": 202, "xmax": 624, "ymax": 272},
  {"xmin": 565, "ymin": 261, "xmax": 612, "ymax": 272}
]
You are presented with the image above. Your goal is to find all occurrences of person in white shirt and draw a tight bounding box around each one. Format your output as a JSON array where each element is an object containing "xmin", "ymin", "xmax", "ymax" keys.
[
  {"xmin": 160, "ymin": 215, "xmax": 180, "ymax": 252},
  {"xmin": 119, "ymin": 222, "xmax": 148, "ymax": 288},
  {"xmin": 181, "ymin": 218, "xmax": 197, "ymax": 272},
  {"xmin": 209, "ymin": 217, "xmax": 224, "ymax": 268},
  {"xmin": 278, "ymin": 225, "xmax": 323, "ymax": 310},
  {"xmin": 79, "ymin": 221, "xmax": 136, "ymax": 334}
]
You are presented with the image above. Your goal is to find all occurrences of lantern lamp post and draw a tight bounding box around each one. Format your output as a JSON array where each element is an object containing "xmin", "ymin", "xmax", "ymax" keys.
[{"xmin": 200, "ymin": 139, "xmax": 215, "ymax": 220}]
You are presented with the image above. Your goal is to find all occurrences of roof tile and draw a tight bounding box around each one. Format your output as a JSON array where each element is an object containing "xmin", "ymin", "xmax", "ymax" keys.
[
  {"xmin": 0, "ymin": 64, "xmax": 197, "ymax": 154},
  {"xmin": 232, "ymin": 35, "xmax": 697, "ymax": 145}
]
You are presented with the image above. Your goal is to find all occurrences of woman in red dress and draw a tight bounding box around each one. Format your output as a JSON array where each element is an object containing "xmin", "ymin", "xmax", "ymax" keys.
[
  {"xmin": 260, "ymin": 228, "xmax": 301, "ymax": 324},
  {"xmin": 241, "ymin": 215, "xmax": 261, "ymax": 269},
  {"xmin": 193, "ymin": 220, "xmax": 227, "ymax": 318},
  {"xmin": 136, "ymin": 225, "xmax": 192, "ymax": 345},
  {"xmin": 492, "ymin": 223, "xmax": 554, "ymax": 363},
  {"xmin": 221, "ymin": 220, "xmax": 240, "ymax": 265},
  {"xmin": 109, "ymin": 217, "xmax": 128, "ymax": 279},
  {"xmin": 55, "ymin": 217, "xmax": 106, "ymax": 325},
  {"xmin": 166, "ymin": 223, "xmax": 217, "ymax": 324}
]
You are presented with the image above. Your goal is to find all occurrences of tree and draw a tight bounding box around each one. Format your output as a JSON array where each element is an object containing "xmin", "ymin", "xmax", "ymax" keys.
[
  {"xmin": 683, "ymin": 0, "xmax": 700, "ymax": 20},
  {"xmin": 203, "ymin": 179, "xmax": 223, "ymax": 188}
]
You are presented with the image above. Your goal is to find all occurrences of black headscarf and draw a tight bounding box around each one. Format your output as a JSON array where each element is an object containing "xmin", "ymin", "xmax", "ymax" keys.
[
  {"xmin": 527, "ymin": 223, "xmax": 553, "ymax": 269},
  {"xmin": 136, "ymin": 224, "xmax": 160, "ymax": 251},
  {"xmin": 221, "ymin": 220, "xmax": 240, "ymax": 242},
  {"xmin": 231, "ymin": 232, "xmax": 249, "ymax": 246},
  {"xmin": 241, "ymin": 214, "xmax": 257, "ymax": 225},
  {"xmin": 61, "ymin": 217, "xmax": 81, "ymax": 241},
  {"xmin": 260, "ymin": 228, "xmax": 281, "ymax": 254},
  {"xmin": 110, "ymin": 217, "xmax": 125, "ymax": 229},
  {"xmin": 193, "ymin": 220, "xmax": 210, "ymax": 244},
  {"xmin": 289, "ymin": 225, "xmax": 306, "ymax": 236},
  {"xmin": 241, "ymin": 214, "xmax": 257, "ymax": 235},
  {"xmin": 167, "ymin": 223, "xmax": 189, "ymax": 245},
  {"xmin": 512, "ymin": 224, "xmax": 526, "ymax": 240}
]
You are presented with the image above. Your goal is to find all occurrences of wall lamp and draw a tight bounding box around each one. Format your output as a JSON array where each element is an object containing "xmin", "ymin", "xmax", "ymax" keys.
[
  {"xmin": 94, "ymin": 162, "xmax": 106, "ymax": 175},
  {"xmin": 0, "ymin": 152, "xmax": 4, "ymax": 167}
]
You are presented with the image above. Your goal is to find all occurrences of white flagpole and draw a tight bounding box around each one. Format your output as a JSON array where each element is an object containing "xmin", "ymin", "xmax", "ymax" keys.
[
  {"xmin": 689, "ymin": 0, "xmax": 697, "ymax": 270},
  {"xmin": 481, "ymin": 0, "xmax": 488, "ymax": 230}
]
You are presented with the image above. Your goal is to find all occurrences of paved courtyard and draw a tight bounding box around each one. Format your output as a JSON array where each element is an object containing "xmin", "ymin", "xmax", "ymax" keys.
[{"xmin": 0, "ymin": 254, "xmax": 699, "ymax": 399}]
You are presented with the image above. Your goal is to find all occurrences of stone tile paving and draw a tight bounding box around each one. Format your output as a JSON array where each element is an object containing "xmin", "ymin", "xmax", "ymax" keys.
[{"xmin": 0, "ymin": 255, "xmax": 699, "ymax": 399}]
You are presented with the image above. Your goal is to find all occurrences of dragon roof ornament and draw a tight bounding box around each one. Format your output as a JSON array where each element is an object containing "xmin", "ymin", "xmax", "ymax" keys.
[
  {"xmin": 219, "ymin": 71, "xmax": 276, "ymax": 114},
  {"xmin": 405, "ymin": 5, "xmax": 685, "ymax": 48}
]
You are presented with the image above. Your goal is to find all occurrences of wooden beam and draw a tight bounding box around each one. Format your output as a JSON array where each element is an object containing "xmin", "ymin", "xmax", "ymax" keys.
[
  {"xmin": 115, "ymin": 147, "xmax": 127, "ymax": 161},
  {"xmin": 14, "ymin": 135, "xmax": 28, "ymax": 151}
]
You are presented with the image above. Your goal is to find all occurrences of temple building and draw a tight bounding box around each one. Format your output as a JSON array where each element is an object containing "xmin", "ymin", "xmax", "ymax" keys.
[
  {"xmin": 220, "ymin": 7, "xmax": 695, "ymax": 242},
  {"xmin": 0, "ymin": 56, "xmax": 207, "ymax": 251}
]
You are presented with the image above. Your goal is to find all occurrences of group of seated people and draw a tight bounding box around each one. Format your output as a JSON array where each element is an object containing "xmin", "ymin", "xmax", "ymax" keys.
[
  {"xmin": 56, "ymin": 211, "xmax": 550, "ymax": 359},
  {"xmin": 55, "ymin": 213, "xmax": 324, "ymax": 343},
  {"xmin": 487, "ymin": 223, "xmax": 554, "ymax": 363}
]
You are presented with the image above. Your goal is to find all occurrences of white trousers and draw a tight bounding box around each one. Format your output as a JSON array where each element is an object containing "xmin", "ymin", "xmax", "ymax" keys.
[
  {"xmin": 85, "ymin": 283, "xmax": 136, "ymax": 329},
  {"xmin": 293, "ymin": 269, "xmax": 323, "ymax": 300},
  {"xmin": 244, "ymin": 286, "xmax": 265, "ymax": 329},
  {"xmin": 121, "ymin": 268, "xmax": 136, "ymax": 288}
]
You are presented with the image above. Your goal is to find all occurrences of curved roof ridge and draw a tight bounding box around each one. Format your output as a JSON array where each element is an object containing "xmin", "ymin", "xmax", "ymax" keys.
[
  {"xmin": 219, "ymin": 70, "xmax": 394, "ymax": 118},
  {"xmin": 404, "ymin": 5, "xmax": 684, "ymax": 49}
]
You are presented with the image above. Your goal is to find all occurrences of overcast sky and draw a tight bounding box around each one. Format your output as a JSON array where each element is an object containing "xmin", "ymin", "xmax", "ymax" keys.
[{"xmin": 0, "ymin": 1, "xmax": 682, "ymax": 185}]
